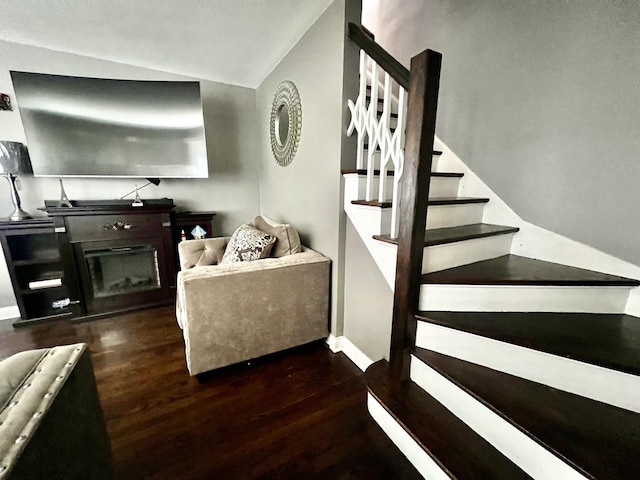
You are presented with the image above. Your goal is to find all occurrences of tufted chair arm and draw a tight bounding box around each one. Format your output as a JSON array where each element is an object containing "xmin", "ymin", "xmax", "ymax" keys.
[{"xmin": 178, "ymin": 237, "xmax": 230, "ymax": 270}]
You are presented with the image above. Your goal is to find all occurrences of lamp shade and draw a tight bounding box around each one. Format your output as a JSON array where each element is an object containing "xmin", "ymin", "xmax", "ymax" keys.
[{"xmin": 0, "ymin": 141, "xmax": 32, "ymax": 175}]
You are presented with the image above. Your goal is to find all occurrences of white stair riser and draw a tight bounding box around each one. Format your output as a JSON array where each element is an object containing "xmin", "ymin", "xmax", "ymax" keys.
[
  {"xmin": 416, "ymin": 322, "xmax": 640, "ymax": 413},
  {"xmin": 419, "ymin": 285, "xmax": 631, "ymax": 312},
  {"xmin": 367, "ymin": 393, "xmax": 450, "ymax": 480},
  {"xmin": 410, "ymin": 357, "xmax": 588, "ymax": 479},
  {"xmin": 344, "ymin": 222, "xmax": 515, "ymax": 291},
  {"xmin": 348, "ymin": 156, "xmax": 452, "ymax": 199},
  {"xmin": 423, "ymin": 234, "xmax": 514, "ymax": 274},
  {"xmin": 426, "ymin": 203, "xmax": 485, "ymax": 230},
  {"xmin": 346, "ymin": 174, "xmax": 460, "ymax": 201}
]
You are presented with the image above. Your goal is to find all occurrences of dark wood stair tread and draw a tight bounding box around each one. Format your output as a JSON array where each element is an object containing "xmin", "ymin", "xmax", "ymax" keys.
[
  {"xmin": 416, "ymin": 311, "xmax": 640, "ymax": 376},
  {"xmin": 341, "ymin": 168, "xmax": 461, "ymax": 178},
  {"xmin": 352, "ymin": 197, "xmax": 489, "ymax": 209},
  {"xmin": 374, "ymin": 223, "xmax": 519, "ymax": 247},
  {"xmin": 363, "ymin": 144, "xmax": 443, "ymax": 156},
  {"xmin": 413, "ymin": 348, "xmax": 640, "ymax": 479},
  {"xmin": 365, "ymin": 360, "xmax": 532, "ymax": 479},
  {"xmin": 422, "ymin": 254, "xmax": 640, "ymax": 286}
]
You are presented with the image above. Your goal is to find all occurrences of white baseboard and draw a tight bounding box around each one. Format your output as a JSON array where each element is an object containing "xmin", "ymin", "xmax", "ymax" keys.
[
  {"xmin": 0, "ymin": 306, "xmax": 19, "ymax": 321},
  {"xmin": 326, "ymin": 334, "xmax": 342, "ymax": 353},
  {"xmin": 326, "ymin": 334, "xmax": 374, "ymax": 372}
]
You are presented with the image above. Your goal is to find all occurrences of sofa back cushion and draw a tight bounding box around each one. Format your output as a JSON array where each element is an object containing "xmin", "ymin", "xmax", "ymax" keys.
[
  {"xmin": 254, "ymin": 214, "xmax": 302, "ymax": 258},
  {"xmin": 178, "ymin": 237, "xmax": 229, "ymax": 269},
  {"xmin": 219, "ymin": 224, "xmax": 276, "ymax": 264}
]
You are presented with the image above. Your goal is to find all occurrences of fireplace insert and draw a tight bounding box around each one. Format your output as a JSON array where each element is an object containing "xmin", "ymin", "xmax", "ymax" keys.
[{"xmin": 84, "ymin": 245, "xmax": 161, "ymax": 298}]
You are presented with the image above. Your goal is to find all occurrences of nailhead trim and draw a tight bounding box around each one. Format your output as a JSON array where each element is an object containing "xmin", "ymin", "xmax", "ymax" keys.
[{"xmin": 0, "ymin": 343, "xmax": 87, "ymax": 477}]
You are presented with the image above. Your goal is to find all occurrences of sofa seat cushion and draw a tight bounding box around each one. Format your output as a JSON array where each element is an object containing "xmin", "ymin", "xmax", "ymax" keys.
[
  {"xmin": 254, "ymin": 214, "xmax": 301, "ymax": 258},
  {"xmin": 219, "ymin": 224, "xmax": 276, "ymax": 264}
]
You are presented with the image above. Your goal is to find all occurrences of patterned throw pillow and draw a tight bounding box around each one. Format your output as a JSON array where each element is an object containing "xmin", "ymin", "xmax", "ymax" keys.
[{"xmin": 219, "ymin": 224, "xmax": 276, "ymax": 264}]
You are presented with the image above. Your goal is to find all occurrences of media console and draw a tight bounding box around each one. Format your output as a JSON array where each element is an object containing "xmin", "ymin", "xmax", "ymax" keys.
[{"xmin": 0, "ymin": 199, "xmax": 215, "ymax": 326}]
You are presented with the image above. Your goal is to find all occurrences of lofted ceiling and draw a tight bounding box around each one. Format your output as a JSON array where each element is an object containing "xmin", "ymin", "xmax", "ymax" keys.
[{"xmin": 1, "ymin": 0, "xmax": 335, "ymax": 88}]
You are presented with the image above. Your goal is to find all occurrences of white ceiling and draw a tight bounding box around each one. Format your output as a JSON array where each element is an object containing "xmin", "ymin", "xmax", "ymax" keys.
[{"xmin": 1, "ymin": 0, "xmax": 335, "ymax": 88}]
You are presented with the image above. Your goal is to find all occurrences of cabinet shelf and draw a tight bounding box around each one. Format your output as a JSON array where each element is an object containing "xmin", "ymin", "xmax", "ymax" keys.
[
  {"xmin": 0, "ymin": 219, "xmax": 76, "ymax": 324},
  {"xmin": 20, "ymin": 284, "xmax": 66, "ymax": 296},
  {"xmin": 13, "ymin": 256, "xmax": 62, "ymax": 267}
]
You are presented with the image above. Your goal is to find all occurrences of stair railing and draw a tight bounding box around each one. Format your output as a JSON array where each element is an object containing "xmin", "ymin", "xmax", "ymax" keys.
[
  {"xmin": 347, "ymin": 23, "xmax": 409, "ymax": 239},
  {"xmin": 347, "ymin": 23, "xmax": 442, "ymax": 380}
]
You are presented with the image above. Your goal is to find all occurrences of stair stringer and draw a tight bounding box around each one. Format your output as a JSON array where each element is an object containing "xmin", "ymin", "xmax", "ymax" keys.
[
  {"xmin": 343, "ymin": 178, "xmax": 397, "ymax": 289},
  {"xmin": 345, "ymin": 137, "xmax": 640, "ymax": 315},
  {"xmin": 344, "ymin": 174, "xmax": 517, "ymax": 283},
  {"xmin": 435, "ymin": 136, "xmax": 640, "ymax": 285}
]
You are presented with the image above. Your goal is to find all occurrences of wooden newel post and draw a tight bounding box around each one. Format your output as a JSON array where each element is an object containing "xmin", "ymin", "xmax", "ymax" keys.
[{"xmin": 389, "ymin": 49, "xmax": 442, "ymax": 380}]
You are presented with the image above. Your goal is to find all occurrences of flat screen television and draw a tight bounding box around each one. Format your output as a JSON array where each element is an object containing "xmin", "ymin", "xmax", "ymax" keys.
[{"xmin": 10, "ymin": 71, "xmax": 209, "ymax": 178}]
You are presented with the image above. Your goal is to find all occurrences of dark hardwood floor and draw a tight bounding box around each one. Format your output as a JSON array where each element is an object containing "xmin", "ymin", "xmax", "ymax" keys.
[{"xmin": 0, "ymin": 307, "xmax": 422, "ymax": 480}]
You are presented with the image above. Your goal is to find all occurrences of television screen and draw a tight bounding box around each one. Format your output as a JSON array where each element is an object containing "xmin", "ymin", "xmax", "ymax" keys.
[{"xmin": 10, "ymin": 72, "xmax": 209, "ymax": 178}]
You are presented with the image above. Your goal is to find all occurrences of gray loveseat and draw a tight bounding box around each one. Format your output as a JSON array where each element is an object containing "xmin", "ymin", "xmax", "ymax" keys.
[
  {"xmin": 0, "ymin": 343, "xmax": 113, "ymax": 479},
  {"xmin": 175, "ymin": 217, "xmax": 331, "ymax": 376}
]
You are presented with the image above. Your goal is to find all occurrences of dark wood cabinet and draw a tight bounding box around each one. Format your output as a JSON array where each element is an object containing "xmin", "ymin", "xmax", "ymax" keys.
[
  {"xmin": 0, "ymin": 219, "xmax": 81, "ymax": 325},
  {"xmin": 1, "ymin": 200, "xmax": 215, "ymax": 326},
  {"xmin": 172, "ymin": 211, "xmax": 216, "ymax": 241}
]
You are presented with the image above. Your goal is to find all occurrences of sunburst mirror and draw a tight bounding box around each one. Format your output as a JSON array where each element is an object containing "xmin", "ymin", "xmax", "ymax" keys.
[{"xmin": 270, "ymin": 80, "xmax": 302, "ymax": 166}]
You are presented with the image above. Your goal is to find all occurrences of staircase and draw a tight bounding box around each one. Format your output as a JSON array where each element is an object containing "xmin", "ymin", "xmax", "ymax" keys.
[{"xmin": 343, "ymin": 24, "xmax": 640, "ymax": 479}]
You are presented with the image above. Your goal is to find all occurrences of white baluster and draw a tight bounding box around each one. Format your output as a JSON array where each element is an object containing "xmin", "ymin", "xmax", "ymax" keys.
[
  {"xmin": 378, "ymin": 72, "xmax": 393, "ymax": 203},
  {"xmin": 347, "ymin": 50, "xmax": 410, "ymax": 232},
  {"xmin": 365, "ymin": 60, "xmax": 380, "ymax": 202},
  {"xmin": 390, "ymin": 87, "xmax": 407, "ymax": 239},
  {"xmin": 347, "ymin": 50, "xmax": 368, "ymax": 170}
]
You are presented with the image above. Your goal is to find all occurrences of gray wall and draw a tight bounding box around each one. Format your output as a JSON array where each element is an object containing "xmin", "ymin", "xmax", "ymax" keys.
[
  {"xmin": 363, "ymin": 0, "xmax": 640, "ymax": 267},
  {"xmin": 0, "ymin": 40, "xmax": 261, "ymax": 308},
  {"xmin": 256, "ymin": 0, "xmax": 353, "ymax": 335},
  {"xmin": 343, "ymin": 220, "xmax": 393, "ymax": 361}
]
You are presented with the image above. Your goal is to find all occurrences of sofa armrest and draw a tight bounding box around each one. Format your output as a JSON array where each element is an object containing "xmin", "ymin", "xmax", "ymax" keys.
[
  {"xmin": 0, "ymin": 344, "xmax": 113, "ymax": 479},
  {"xmin": 176, "ymin": 248, "xmax": 331, "ymax": 375},
  {"xmin": 178, "ymin": 237, "xmax": 230, "ymax": 270}
]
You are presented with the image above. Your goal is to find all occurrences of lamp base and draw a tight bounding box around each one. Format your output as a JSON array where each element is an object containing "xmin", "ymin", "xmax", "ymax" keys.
[{"xmin": 8, "ymin": 206, "xmax": 32, "ymax": 221}]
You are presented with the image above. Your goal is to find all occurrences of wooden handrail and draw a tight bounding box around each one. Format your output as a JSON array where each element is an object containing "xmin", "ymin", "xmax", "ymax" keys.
[
  {"xmin": 348, "ymin": 23, "xmax": 410, "ymax": 90},
  {"xmin": 389, "ymin": 49, "xmax": 442, "ymax": 380}
]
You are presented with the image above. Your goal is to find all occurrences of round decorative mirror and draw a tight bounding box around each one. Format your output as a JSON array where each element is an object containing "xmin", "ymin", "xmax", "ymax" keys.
[{"xmin": 270, "ymin": 80, "xmax": 302, "ymax": 166}]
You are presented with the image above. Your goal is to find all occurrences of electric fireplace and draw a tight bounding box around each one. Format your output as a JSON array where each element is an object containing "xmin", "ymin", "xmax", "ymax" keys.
[{"xmin": 44, "ymin": 199, "xmax": 176, "ymax": 319}]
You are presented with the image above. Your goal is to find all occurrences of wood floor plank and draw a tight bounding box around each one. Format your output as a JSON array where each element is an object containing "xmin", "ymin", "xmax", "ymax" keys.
[{"xmin": 0, "ymin": 306, "xmax": 422, "ymax": 480}]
